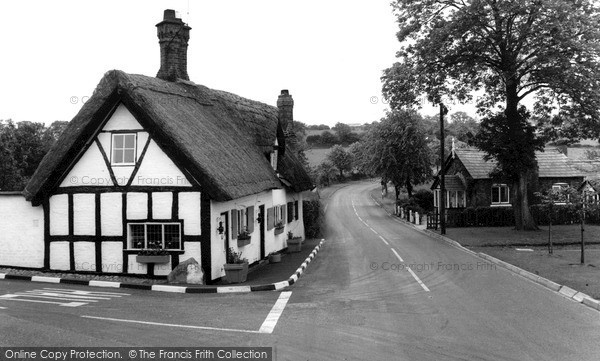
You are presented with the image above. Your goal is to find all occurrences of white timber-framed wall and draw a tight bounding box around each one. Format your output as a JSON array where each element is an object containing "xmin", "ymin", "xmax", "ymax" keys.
[
  {"xmin": 44, "ymin": 103, "xmax": 203, "ymax": 277},
  {"xmin": 0, "ymin": 102, "xmax": 306, "ymax": 283}
]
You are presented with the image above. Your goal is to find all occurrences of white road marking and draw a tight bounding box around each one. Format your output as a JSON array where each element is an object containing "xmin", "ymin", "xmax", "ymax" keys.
[
  {"xmin": 407, "ymin": 268, "xmax": 431, "ymax": 292},
  {"xmin": 352, "ymin": 200, "xmax": 384, "ymax": 239},
  {"xmin": 81, "ymin": 315, "xmax": 260, "ymax": 334},
  {"xmin": 391, "ymin": 249, "xmax": 404, "ymax": 262},
  {"xmin": 22, "ymin": 291, "xmax": 110, "ymax": 300},
  {"xmin": 354, "ymin": 196, "xmax": 432, "ymax": 293},
  {"xmin": 0, "ymin": 295, "xmax": 86, "ymax": 307},
  {"xmin": 0, "ymin": 306, "xmax": 6, "ymax": 309},
  {"xmin": 42, "ymin": 288, "xmax": 130, "ymax": 296},
  {"xmin": 0, "ymin": 288, "xmax": 129, "ymax": 307},
  {"xmin": 259, "ymin": 291, "xmax": 292, "ymax": 334}
]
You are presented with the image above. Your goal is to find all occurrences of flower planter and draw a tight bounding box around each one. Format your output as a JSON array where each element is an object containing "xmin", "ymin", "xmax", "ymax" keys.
[
  {"xmin": 287, "ymin": 237, "xmax": 303, "ymax": 253},
  {"xmin": 224, "ymin": 262, "xmax": 249, "ymax": 283},
  {"xmin": 136, "ymin": 255, "xmax": 170, "ymax": 264},
  {"xmin": 269, "ymin": 253, "xmax": 281, "ymax": 263}
]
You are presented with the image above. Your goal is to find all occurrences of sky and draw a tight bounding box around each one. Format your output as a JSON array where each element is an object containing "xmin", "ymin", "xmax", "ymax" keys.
[{"xmin": 0, "ymin": 1, "xmax": 478, "ymax": 127}]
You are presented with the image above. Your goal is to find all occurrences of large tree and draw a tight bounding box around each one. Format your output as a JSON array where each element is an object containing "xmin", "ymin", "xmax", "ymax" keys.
[
  {"xmin": 357, "ymin": 110, "xmax": 432, "ymax": 199},
  {"xmin": 0, "ymin": 120, "xmax": 67, "ymax": 191},
  {"xmin": 382, "ymin": 0, "xmax": 600, "ymax": 230},
  {"xmin": 327, "ymin": 145, "xmax": 353, "ymax": 178}
]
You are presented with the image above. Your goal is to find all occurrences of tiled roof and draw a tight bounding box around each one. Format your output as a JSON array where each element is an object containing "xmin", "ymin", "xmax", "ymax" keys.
[{"xmin": 453, "ymin": 148, "xmax": 585, "ymax": 179}]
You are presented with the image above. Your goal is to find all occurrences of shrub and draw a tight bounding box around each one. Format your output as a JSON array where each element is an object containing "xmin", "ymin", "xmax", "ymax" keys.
[
  {"xmin": 303, "ymin": 199, "xmax": 323, "ymax": 238},
  {"xmin": 411, "ymin": 189, "xmax": 434, "ymax": 213}
]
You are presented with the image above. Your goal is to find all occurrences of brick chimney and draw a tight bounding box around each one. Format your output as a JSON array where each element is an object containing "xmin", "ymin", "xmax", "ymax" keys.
[
  {"xmin": 156, "ymin": 10, "xmax": 191, "ymax": 81},
  {"xmin": 277, "ymin": 90, "xmax": 294, "ymax": 136}
]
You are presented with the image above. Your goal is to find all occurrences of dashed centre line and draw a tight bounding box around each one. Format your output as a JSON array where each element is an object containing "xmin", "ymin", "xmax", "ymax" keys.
[
  {"xmin": 391, "ymin": 249, "xmax": 404, "ymax": 263},
  {"xmin": 352, "ymin": 198, "xmax": 431, "ymax": 293}
]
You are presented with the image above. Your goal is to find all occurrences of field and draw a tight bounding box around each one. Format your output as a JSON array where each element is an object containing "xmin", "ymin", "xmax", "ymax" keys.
[{"xmin": 305, "ymin": 147, "xmax": 332, "ymax": 168}]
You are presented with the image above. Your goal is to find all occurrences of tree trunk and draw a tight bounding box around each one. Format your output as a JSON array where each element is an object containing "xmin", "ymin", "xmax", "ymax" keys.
[
  {"xmin": 405, "ymin": 179, "xmax": 413, "ymax": 199},
  {"xmin": 505, "ymin": 76, "xmax": 538, "ymax": 231},
  {"xmin": 513, "ymin": 171, "xmax": 539, "ymax": 231}
]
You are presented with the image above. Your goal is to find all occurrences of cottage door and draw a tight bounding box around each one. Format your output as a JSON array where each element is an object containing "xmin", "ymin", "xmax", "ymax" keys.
[
  {"xmin": 220, "ymin": 212, "xmax": 229, "ymax": 259},
  {"xmin": 258, "ymin": 205, "xmax": 266, "ymax": 259}
]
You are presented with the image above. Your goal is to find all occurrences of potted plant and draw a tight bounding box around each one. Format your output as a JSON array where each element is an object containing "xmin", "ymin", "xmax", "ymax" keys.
[
  {"xmin": 269, "ymin": 251, "xmax": 282, "ymax": 263},
  {"xmin": 223, "ymin": 247, "xmax": 249, "ymax": 283},
  {"xmin": 237, "ymin": 227, "xmax": 251, "ymax": 247},
  {"xmin": 286, "ymin": 231, "xmax": 303, "ymax": 253},
  {"xmin": 136, "ymin": 245, "xmax": 170, "ymax": 264},
  {"xmin": 274, "ymin": 221, "xmax": 285, "ymax": 235}
]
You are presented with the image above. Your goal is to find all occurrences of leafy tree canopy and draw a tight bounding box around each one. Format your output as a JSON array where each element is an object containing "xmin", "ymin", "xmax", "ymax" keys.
[
  {"xmin": 356, "ymin": 110, "xmax": 432, "ymax": 198},
  {"xmin": 382, "ymin": 0, "xmax": 600, "ymax": 230},
  {"xmin": 0, "ymin": 119, "xmax": 67, "ymax": 191},
  {"xmin": 327, "ymin": 145, "xmax": 353, "ymax": 178}
]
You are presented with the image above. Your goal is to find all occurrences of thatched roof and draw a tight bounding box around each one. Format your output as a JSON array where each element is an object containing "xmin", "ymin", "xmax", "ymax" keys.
[
  {"xmin": 24, "ymin": 70, "xmax": 312, "ymax": 204},
  {"xmin": 447, "ymin": 148, "xmax": 586, "ymax": 179}
]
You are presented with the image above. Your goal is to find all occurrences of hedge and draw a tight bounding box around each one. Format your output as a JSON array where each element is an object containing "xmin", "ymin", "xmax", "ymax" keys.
[{"xmin": 426, "ymin": 203, "xmax": 600, "ymax": 228}]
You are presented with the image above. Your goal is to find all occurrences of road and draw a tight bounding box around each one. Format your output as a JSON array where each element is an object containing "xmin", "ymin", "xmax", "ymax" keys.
[{"xmin": 1, "ymin": 181, "xmax": 599, "ymax": 360}]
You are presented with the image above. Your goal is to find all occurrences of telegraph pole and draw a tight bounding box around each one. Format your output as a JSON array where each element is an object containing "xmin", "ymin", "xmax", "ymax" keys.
[{"xmin": 439, "ymin": 103, "xmax": 448, "ymax": 235}]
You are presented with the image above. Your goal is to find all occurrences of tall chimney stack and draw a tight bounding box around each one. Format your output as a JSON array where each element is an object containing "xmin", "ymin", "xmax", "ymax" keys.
[
  {"xmin": 156, "ymin": 10, "xmax": 191, "ymax": 81},
  {"xmin": 277, "ymin": 89, "xmax": 294, "ymax": 136}
]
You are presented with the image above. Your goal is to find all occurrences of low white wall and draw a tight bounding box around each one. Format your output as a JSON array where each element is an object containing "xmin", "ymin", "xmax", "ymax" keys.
[{"xmin": 0, "ymin": 194, "xmax": 44, "ymax": 268}]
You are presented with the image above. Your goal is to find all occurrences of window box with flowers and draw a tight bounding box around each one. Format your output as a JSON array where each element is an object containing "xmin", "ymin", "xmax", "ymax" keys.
[
  {"xmin": 136, "ymin": 249, "xmax": 170, "ymax": 264},
  {"xmin": 274, "ymin": 221, "xmax": 285, "ymax": 235}
]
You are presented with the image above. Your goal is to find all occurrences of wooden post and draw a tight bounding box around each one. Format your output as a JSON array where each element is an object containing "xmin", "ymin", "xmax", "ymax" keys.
[
  {"xmin": 581, "ymin": 209, "xmax": 585, "ymax": 264},
  {"xmin": 440, "ymin": 103, "xmax": 447, "ymax": 235}
]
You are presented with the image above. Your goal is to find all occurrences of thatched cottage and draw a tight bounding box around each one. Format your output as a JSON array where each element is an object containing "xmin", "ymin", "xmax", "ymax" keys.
[{"xmin": 0, "ymin": 10, "xmax": 312, "ymax": 283}]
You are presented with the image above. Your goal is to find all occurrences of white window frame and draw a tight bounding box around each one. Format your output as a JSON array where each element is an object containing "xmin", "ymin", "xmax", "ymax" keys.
[
  {"xmin": 552, "ymin": 183, "xmax": 569, "ymax": 192},
  {"xmin": 491, "ymin": 184, "xmax": 510, "ymax": 206},
  {"xmin": 446, "ymin": 190, "xmax": 466, "ymax": 208},
  {"xmin": 111, "ymin": 133, "xmax": 137, "ymax": 165},
  {"xmin": 552, "ymin": 183, "xmax": 570, "ymax": 205},
  {"xmin": 128, "ymin": 222, "xmax": 182, "ymax": 250}
]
